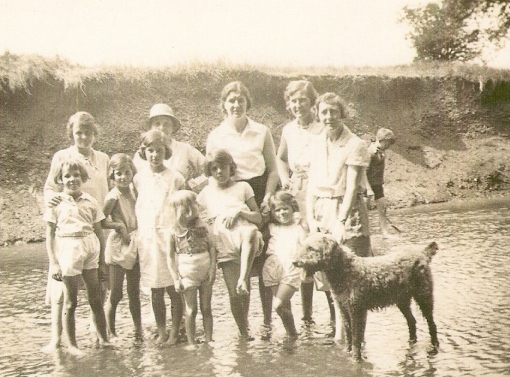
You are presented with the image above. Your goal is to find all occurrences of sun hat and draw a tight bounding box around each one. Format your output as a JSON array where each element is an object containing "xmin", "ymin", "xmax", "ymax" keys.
[
  {"xmin": 147, "ymin": 103, "xmax": 182, "ymax": 132},
  {"xmin": 376, "ymin": 128, "xmax": 396, "ymax": 143}
]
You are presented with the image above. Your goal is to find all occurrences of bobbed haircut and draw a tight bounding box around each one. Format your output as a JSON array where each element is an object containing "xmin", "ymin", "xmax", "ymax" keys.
[
  {"xmin": 109, "ymin": 153, "xmax": 137, "ymax": 181},
  {"xmin": 284, "ymin": 80, "xmax": 319, "ymax": 113},
  {"xmin": 315, "ymin": 92, "xmax": 349, "ymax": 119},
  {"xmin": 66, "ymin": 111, "xmax": 99, "ymax": 139},
  {"xmin": 268, "ymin": 190, "xmax": 300, "ymax": 220},
  {"xmin": 137, "ymin": 129, "xmax": 172, "ymax": 161},
  {"xmin": 204, "ymin": 149, "xmax": 237, "ymax": 177},
  {"xmin": 219, "ymin": 81, "xmax": 252, "ymax": 115},
  {"xmin": 53, "ymin": 159, "xmax": 90, "ymax": 185},
  {"xmin": 168, "ymin": 190, "xmax": 198, "ymax": 222}
]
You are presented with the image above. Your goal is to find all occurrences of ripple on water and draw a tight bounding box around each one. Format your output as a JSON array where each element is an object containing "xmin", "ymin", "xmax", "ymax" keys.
[{"xmin": 1, "ymin": 205, "xmax": 510, "ymax": 376}]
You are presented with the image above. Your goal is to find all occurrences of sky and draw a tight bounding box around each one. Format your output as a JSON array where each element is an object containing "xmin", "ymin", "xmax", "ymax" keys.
[{"xmin": 1, "ymin": 0, "xmax": 509, "ymax": 68}]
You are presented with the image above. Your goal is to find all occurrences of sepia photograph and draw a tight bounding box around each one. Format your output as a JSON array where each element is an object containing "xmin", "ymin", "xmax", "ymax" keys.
[{"xmin": 1, "ymin": 0, "xmax": 509, "ymax": 376}]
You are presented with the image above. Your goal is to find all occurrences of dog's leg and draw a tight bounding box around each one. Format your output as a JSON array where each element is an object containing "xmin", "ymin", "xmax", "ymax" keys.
[
  {"xmin": 397, "ymin": 300, "xmax": 417, "ymax": 343},
  {"xmin": 351, "ymin": 307, "xmax": 365, "ymax": 362},
  {"xmin": 339, "ymin": 304, "xmax": 352, "ymax": 352},
  {"xmin": 331, "ymin": 295, "xmax": 344, "ymax": 342},
  {"xmin": 414, "ymin": 294, "xmax": 439, "ymax": 347}
]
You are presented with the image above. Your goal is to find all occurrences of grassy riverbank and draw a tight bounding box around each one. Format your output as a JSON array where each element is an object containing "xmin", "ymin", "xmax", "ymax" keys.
[{"xmin": 1, "ymin": 53, "xmax": 509, "ymax": 245}]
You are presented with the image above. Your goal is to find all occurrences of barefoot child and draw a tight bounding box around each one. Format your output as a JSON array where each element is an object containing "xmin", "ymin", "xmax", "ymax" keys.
[
  {"xmin": 101, "ymin": 153, "xmax": 141, "ymax": 339},
  {"xmin": 44, "ymin": 159, "xmax": 109, "ymax": 355},
  {"xmin": 262, "ymin": 191, "xmax": 305, "ymax": 339},
  {"xmin": 42, "ymin": 112, "xmax": 110, "ymax": 351},
  {"xmin": 134, "ymin": 130, "xmax": 185, "ymax": 344},
  {"xmin": 168, "ymin": 190, "xmax": 216, "ymax": 345},
  {"xmin": 197, "ymin": 149, "xmax": 263, "ymax": 339}
]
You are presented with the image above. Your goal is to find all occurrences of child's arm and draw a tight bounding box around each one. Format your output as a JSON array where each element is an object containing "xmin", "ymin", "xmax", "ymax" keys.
[
  {"xmin": 168, "ymin": 235, "xmax": 183, "ymax": 292},
  {"xmin": 101, "ymin": 196, "xmax": 130, "ymax": 243},
  {"xmin": 93, "ymin": 221, "xmax": 107, "ymax": 282},
  {"xmin": 46, "ymin": 222, "xmax": 61, "ymax": 281},
  {"xmin": 207, "ymin": 235, "xmax": 217, "ymax": 285},
  {"xmin": 223, "ymin": 197, "xmax": 262, "ymax": 229}
]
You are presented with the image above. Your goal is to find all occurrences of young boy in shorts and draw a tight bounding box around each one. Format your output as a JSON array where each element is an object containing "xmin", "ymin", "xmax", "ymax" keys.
[{"xmin": 365, "ymin": 128, "xmax": 396, "ymax": 238}]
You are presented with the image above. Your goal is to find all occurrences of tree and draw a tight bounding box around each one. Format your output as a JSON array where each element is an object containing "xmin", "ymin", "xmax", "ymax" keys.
[{"xmin": 400, "ymin": 0, "xmax": 510, "ymax": 62}]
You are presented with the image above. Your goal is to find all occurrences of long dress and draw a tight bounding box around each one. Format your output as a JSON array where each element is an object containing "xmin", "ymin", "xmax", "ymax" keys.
[{"xmin": 134, "ymin": 167, "xmax": 185, "ymax": 288}]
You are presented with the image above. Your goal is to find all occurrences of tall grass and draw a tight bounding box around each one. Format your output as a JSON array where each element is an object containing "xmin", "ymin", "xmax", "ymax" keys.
[{"xmin": 1, "ymin": 52, "xmax": 509, "ymax": 93}]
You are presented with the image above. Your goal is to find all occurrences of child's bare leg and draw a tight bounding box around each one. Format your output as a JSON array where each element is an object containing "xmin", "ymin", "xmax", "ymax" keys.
[
  {"xmin": 151, "ymin": 288, "xmax": 167, "ymax": 343},
  {"xmin": 259, "ymin": 273, "xmax": 273, "ymax": 327},
  {"xmin": 300, "ymin": 281, "xmax": 314, "ymax": 322},
  {"xmin": 376, "ymin": 197, "xmax": 390, "ymax": 236},
  {"xmin": 199, "ymin": 281, "xmax": 214, "ymax": 342},
  {"xmin": 182, "ymin": 288, "xmax": 198, "ymax": 345},
  {"xmin": 89, "ymin": 279, "xmax": 107, "ymax": 339},
  {"xmin": 222, "ymin": 262, "xmax": 250, "ymax": 337},
  {"xmin": 237, "ymin": 229, "xmax": 258, "ymax": 295},
  {"xmin": 273, "ymin": 284, "xmax": 298, "ymax": 337},
  {"xmin": 106, "ymin": 264, "xmax": 125, "ymax": 337},
  {"xmin": 62, "ymin": 275, "xmax": 81, "ymax": 354},
  {"xmin": 126, "ymin": 263, "xmax": 142, "ymax": 338},
  {"xmin": 42, "ymin": 296, "xmax": 63, "ymax": 352},
  {"xmin": 82, "ymin": 269, "xmax": 109, "ymax": 345},
  {"xmin": 166, "ymin": 285, "xmax": 183, "ymax": 345}
]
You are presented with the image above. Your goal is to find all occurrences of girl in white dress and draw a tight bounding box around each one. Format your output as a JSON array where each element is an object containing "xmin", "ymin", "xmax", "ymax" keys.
[
  {"xmin": 133, "ymin": 130, "xmax": 186, "ymax": 344},
  {"xmin": 262, "ymin": 191, "xmax": 306, "ymax": 339}
]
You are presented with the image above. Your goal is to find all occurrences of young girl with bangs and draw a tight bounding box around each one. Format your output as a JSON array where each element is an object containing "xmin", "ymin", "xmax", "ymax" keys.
[
  {"xmin": 262, "ymin": 191, "xmax": 306, "ymax": 339},
  {"xmin": 101, "ymin": 153, "xmax": 141, "ymax": 340},
  {"xmin": 44, "ymin": 159, "xmax": 109, "ymax": 355},
  {"xmin": 197, "ymin": 149, "xmax": 263, "ymax": 339},
  {"xmin": 134, "ymin": 129, "xmax": 186, "ymax": 344},
  {"xmin": 167, "ymin": 190, "xmax": 216, "ymax": 346},
  {"xmin": 42, "ymin": 111, "xmax": 110, "ymax": 352}
]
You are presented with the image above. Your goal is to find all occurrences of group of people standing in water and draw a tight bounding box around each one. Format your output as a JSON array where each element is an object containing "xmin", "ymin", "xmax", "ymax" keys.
[{"xmin": 41, "ymin": 79, "xmax": 396, "ymax": 354}]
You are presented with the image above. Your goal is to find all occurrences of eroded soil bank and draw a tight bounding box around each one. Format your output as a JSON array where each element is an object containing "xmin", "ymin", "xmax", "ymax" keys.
[{"xmin": 1, "ymin": 71, "xmax": 509, "ymax": 245}]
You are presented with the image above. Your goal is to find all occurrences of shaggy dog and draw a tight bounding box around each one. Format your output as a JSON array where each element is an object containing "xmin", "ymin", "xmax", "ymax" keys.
[{"xmin": 294, "ymin": 233, "xmax": 439, "ymax": 361}]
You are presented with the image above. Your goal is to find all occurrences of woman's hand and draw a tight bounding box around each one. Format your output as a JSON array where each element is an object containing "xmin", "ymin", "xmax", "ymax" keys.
[
  {"xmin": 47, "ymin": 194, "xmax": 63, "ymax": 208},
  {"xmin": 236, "ymin": 279, "xmax": 249, "ymax": 295},
  {"xmin": 50, "ymin": 263, "xmax": 62, "ymax": 281},
  {"xmin": 332, "ymin": 221, "xmax": 346, "ymax": 244}
]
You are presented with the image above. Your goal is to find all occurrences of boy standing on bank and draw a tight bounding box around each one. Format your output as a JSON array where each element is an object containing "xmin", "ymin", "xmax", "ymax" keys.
[{"xmin": 365, "ymin": 128, "xmax": 396, "ymax": 238}]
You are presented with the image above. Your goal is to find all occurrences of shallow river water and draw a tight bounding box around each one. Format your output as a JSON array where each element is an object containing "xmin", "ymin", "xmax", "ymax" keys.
[{"xmin": 1, "ymin": 198, "xmax": 510, "ymax": 377}]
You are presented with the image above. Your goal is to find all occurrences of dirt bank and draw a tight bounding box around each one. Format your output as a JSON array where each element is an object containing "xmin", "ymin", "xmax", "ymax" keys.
[{"xmin": 1, "ymin": 70, "xmax": 509, "ymax": 245}]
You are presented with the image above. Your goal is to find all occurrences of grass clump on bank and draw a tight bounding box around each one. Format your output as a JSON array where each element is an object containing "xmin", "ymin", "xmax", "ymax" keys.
[{"xmin": 2, "ymin": 52, "xmax": 510, "ymax": 94}]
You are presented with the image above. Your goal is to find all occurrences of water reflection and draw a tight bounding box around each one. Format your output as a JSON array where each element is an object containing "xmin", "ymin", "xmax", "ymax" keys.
[{"xmin": 1, "ymin": 199, "xmax": 509, "ymax": 376}]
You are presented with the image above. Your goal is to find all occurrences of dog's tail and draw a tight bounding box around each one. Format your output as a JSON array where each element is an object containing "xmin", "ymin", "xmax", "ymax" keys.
[{"xmin": 423, "ymin": 242, "xmax": 438, "ymax": 261}]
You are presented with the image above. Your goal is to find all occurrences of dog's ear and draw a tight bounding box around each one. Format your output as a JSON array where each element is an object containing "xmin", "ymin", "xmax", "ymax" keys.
[{"xmin": 321, "ymin": 235, "xmax": 339, "ymax": 264}]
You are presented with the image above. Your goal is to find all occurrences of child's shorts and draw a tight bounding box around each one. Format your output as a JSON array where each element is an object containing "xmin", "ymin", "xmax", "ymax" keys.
[
  {"xmin": 262, "ymin": 254, "xmax": 301, "ymax": 290},
  {"xmin": 178, "ymin": 252, "xmax": 211, "ymax": 290},
  {"xmin": 105, "ymin": 230, "xmax": 138, "ymax": 270},
  {"xmin": 210, "ymin": 217, "xmax": 263, "ymax": 264},
  {"xmin": 56, "ymin": 233, "xmax": 100, "ymax": 277}
]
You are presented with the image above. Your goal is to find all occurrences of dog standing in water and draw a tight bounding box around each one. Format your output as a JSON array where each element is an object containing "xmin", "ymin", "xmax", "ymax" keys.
[{"xmin": 295, "ymin": 233, "xmax": 439, "ymax": 361}]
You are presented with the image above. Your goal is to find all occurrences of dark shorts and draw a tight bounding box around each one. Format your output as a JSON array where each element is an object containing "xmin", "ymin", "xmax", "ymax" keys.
[{"xmin": 371, "ymin": 184, "xmax": 385, "ymax": 200}]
